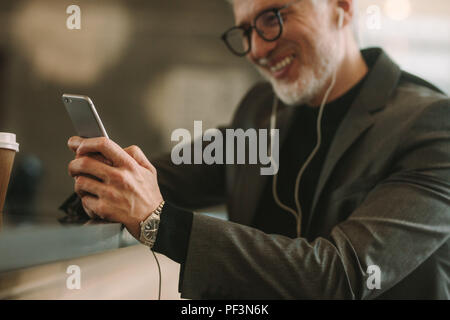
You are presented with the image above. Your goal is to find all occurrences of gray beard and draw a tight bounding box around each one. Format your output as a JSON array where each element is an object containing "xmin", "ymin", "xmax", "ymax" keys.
[{"xmin": 256, "ymin": 50, "xmax": 334, "ymax": 107}]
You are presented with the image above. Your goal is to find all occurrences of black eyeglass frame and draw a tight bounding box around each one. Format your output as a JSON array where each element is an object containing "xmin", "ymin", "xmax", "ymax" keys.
[{"xmin": 221, "ymin": 0, "xmax": 302, "ymax": 57}]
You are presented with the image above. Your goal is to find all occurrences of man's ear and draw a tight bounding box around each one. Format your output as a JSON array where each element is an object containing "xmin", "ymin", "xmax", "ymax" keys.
[{"xmin": 336, "ymin": 0, "xmax": 354, "ymax": 28}]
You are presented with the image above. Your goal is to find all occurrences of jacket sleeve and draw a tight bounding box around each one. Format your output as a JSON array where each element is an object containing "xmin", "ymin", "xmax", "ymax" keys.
[{"xmin": 179, "ymin": 99, "xmax": 450, "ymax": 299}]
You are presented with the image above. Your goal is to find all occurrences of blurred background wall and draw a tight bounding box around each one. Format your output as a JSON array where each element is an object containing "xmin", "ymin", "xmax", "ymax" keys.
[
  {"xmin": 358, "ymin": 0, "xmax": 449, "ymax": 93},
  {"xmin": 0, "ymin": 0, "xmax": 448, "ymax": 218}
]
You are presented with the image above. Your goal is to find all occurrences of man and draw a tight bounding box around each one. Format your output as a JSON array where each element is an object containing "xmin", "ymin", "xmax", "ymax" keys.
[{"xmin": 63, "ymin": 0, "xmax": 450, "ymax": 299}]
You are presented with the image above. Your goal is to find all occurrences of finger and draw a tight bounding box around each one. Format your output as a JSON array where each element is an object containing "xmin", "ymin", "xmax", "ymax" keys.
[
  {"xmin": 80, "ymin": 197, "xmax": 99, "ymax": 219},
  {"xmin": 68, "ymin": 136, "xmax": 84, "ymax": 153},
  {"xmin": 81, "ymin": 195, "xmax": 104, "ymax": 219},
  {"xmin": 74, "ymin": 151, "xmax": 113, "ymax": 167},
  {"xmin": 77, "ymin": 137, "xmax": 132, "ymax": 168},
  {"xmin": 79, "ymin": 152, "xmax": 114, "ymax": 166},
  {"xmin": 69, "ymin": 156, "xmax": 117, "ymax": 182},
  {"xmin": 74, "ymin": 175, "xmax": 105, "ymax": 198},
  {"xmin": 81, "ymin": 196, "xmax": 121, "ymax": 223},
  {"xmin": 123, "ymin": 145, "xmax": 154, "ymax": 171}
]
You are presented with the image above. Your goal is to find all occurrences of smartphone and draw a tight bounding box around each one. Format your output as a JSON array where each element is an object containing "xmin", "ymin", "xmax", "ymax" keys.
[{"xmin": 62, "ymin": 94, "xmax": 109, "ymax": 139}]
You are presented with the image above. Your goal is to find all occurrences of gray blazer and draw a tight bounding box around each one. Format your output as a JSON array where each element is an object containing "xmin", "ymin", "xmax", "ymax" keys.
[{"xmin": 153, "ymin": 48, "xmax": 450, "ymax": 299}]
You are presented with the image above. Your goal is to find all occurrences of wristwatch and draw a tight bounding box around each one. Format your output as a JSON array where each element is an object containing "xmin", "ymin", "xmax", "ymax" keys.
[{"xmin": 139, "ymin": 201, "xmax": 165, "ymax": 248}]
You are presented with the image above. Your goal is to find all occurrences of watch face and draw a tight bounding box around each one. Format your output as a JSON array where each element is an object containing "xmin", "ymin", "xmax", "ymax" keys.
[{"xmin": 143, "ymin": 215, "xmax": 160, "ymax": 240}]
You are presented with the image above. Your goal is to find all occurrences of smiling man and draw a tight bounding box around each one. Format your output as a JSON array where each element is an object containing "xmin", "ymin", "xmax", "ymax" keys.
[{"xmin": 62, "ymin": 0, "xmax": 450, "ymax": 299}]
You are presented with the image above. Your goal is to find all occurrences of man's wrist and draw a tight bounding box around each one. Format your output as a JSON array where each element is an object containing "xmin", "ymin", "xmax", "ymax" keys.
[{"xmin": 139, "ymin": 200, "xmax": 165, "ymax": 248}]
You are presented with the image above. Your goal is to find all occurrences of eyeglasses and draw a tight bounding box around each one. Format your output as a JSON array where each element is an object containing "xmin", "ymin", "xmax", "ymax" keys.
[{"xmin": 221, "ymin": 0, "xmax": 302, "ymax": 57}]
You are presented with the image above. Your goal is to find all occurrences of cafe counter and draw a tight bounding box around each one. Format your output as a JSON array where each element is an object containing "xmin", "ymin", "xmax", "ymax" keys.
[{"xmin": 0, "ymin": 213, "xmax": 182, "ymax": 299}]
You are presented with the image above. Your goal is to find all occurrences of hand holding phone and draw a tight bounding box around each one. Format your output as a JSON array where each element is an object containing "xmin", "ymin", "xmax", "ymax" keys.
[{"xmin": 63, "ymin": 93, "xmax": 110, "ymax": 219}]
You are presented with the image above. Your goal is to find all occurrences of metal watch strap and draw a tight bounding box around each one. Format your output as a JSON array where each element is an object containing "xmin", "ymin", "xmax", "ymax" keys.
[{"xmin": 139, "ymin": 200, "xmax": 165, "ymax": 248}]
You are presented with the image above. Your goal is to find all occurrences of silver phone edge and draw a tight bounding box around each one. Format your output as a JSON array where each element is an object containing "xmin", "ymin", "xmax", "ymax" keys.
[{"xmin": 62, "ymin": 93, "xmax": 109, "ymax": 139}]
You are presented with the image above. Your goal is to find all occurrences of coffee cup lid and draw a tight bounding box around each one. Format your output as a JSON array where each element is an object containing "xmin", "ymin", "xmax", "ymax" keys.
[{"xmin": 0, "ymin": 132, "xmax": 19, "ymax": 152}]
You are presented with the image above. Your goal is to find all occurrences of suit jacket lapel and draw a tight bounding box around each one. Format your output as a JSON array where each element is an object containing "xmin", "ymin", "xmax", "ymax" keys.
[{"xmin": 307, "ymin": 48, "xmax": 402, "ymax": 232}]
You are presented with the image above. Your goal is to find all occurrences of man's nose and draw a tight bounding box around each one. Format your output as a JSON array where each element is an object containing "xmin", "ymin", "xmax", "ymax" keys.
[{"xmin": 248, "ymin": 31, "xmax": 277, "ymax": 62}]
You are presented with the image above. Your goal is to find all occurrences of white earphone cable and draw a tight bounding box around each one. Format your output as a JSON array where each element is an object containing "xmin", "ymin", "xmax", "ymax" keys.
[
  {"xmin": 270, "ymin": 68, "xmax": 337, "ymax": 237},
  {"xmin": 270, "ymin": 9, "xmax": 342, "ymax": 237},
  {"xmin": 270, "ymin": 97, "xmax": 299, "ymax": 220}
]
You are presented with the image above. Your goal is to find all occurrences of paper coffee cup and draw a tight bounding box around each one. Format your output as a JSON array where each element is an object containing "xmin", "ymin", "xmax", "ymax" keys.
[{"xmin": 0, "ymin": 132, "xmax": 19, "ymax": 214}]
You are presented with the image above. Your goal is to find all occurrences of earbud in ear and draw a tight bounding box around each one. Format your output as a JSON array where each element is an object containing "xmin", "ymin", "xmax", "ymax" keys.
[{"xmin": 337, "ymin": 8, "xmax": 344, "ymax": 29}]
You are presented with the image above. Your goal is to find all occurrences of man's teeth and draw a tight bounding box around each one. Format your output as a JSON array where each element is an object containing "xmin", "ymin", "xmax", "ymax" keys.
[{"xmin": 270, "ymin": 55, "xmax": 294, "ymax": 73}]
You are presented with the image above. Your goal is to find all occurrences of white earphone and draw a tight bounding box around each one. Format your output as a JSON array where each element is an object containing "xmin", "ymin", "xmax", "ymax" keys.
[{"xmin": 337, "ymin": 7, "xmax": 345, "ymax": 29}]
